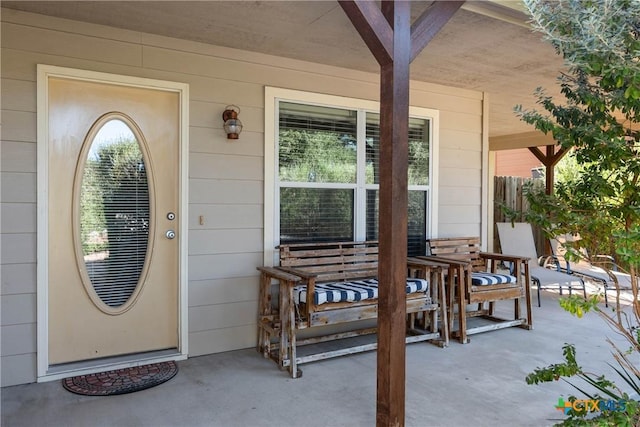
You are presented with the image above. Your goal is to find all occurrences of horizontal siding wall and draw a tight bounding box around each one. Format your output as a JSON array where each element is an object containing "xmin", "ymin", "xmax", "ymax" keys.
[{"xmin": 0, "ymin": 8, "xmax": 483, "ymax": 385}]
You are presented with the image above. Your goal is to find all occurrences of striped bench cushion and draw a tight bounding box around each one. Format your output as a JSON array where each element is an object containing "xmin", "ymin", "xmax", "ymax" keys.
[
  {"xmin": 294, "ymin": 278, "xmax": 429, "ymax": 305},
  {"xmin": 471, "ymin": 272, "xmax": 517, "ymax": 286}
]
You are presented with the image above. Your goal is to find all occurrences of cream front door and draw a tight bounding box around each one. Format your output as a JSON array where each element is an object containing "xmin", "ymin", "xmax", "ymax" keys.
[{"xmin": 46, "ymin": 73, "xmax": 182, "ymax": 365}]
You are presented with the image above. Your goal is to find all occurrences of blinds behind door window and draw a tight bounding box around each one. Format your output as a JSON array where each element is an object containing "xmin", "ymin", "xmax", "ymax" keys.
[{"xmin": 78, "ymin": 119, "xmax": 150, "ymax": 308}]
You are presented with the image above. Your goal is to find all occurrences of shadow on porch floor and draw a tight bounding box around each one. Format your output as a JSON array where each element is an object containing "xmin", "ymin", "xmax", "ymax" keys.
[{"xmin": 2, "ymin": 290, "xmax": 635, "ymax": 427}]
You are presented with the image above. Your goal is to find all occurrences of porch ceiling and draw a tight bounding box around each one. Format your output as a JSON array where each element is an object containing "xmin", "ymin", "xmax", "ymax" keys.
[{"xmin": 2, "ymin": 1, "xmax": 566, "ymax": 144}]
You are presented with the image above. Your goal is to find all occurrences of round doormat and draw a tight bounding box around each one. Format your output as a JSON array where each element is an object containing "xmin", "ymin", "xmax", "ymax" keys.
[{"xmin": 62, "ymin": 361, "xmax": 178, "ymax": 396}]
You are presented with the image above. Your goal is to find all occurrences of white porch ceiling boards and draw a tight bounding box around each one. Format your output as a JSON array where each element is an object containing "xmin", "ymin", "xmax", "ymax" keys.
[{"xmin": 2, "ymin": 1, "xmax": 566, "ymax": 139}]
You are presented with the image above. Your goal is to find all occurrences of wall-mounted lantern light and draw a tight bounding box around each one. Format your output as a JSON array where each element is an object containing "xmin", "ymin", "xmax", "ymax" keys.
[{"xmin": 222, "ymin": 105, "xmax": 243, "ymax": 139}]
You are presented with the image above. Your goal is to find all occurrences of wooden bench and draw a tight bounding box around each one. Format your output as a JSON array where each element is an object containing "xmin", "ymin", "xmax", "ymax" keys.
[
  {"xmin": 419, "ymin": 237, "xmax": 532, "ymax": 344},
  {"xmin": 257, "ymin": 241, "xmax": 448, "ymax": 378}
]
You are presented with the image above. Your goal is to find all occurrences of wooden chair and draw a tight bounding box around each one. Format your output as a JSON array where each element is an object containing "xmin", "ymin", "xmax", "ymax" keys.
[{"xmin": 419, "ymin": 237, "xmax": 532, "ymax": 343}]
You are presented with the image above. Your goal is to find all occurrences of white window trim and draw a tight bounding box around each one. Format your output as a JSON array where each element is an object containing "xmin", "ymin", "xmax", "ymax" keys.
[{"xmin": 264, "ymin": 86, "xmax": 439, "ymax": 266}]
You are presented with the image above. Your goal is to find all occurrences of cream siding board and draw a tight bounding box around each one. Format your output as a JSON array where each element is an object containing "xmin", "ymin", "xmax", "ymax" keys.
[
  {"xmin": 189, "ymin": 277, "xmax": 258, "ymax": 307},
  {"xmin": 439, "ymin": 187, "xmax": 482, "ymax": 206},
  {"xmin": 189, "ymin": 126, "xmax": 264, "ymax": 156},
  {"xmin": 188, "ymin": 205, "xmax": 262, "ymax": 230},
  {"xmin": 1, "ymin": 48, "xmax": 129, "ymax": 81},
  {"xmin": 410, "ymin": 90, "xmax": 482, "ymax": 116},
  {"xmin": 439, "ymin": 148, "xmax": 481, "ymax": 168},
  {"xmin": 189, "ymin": 325, "xmax": 256, "ymax": 356},
  {"xmin": 440, "ymin": 167, "xmax": 482, "ymax": 187},
  {"xmin": 2, "ymin": 323, "xmax": 37, "ymax": 356},
  {"xmin": 189, "ymin": 180, "xmax": 263, "ymax": 204},
  {"xmin": 440, "ymin": 128, "xmax": 482, "ymax": 151},
  {"xmin": 189, "ymin": 253, "xmax": 263, "ymax": 282},
  {"xmin": 441, "ymin": 111, "xmax": 482, "ymax": 134},
  {"xmin": 2, "ymin": 78, "xmax": 37, "ymax": 111},
  {"xmin": 1, "ymin": 233, "xmax": 36, "ymax": 264},
  {"xmin": 1, "ymin": 203, "xmax": 37, "ymax": 233},
  {"xmin": 439, "ymin": 205, "xmax": 481, "ymax": 224},
  {"xmin": 1, "ymin": 172, "xmax": 36, "ymax": 203},
  {"xmin": 189, "ymin": 229, "xmax": 262, "ymax": 256},
  {"xmin": 1, "ymin": 141, "xmax": 37, "ymax": 172},
  {"xmin": 187, "ymin": 78, "xmax": 264, "ymax": 108},
  {"xmin": 2, "ymin": 22, "xmax": 143, "ymax": 66},
  {"xmin": 189, "ymin": 301, "xmax": 257, "ymax": 333},
  {"xmin": 1, "ymin": 263, "xmax": 37, "ymax": 295},
  {"xmin": 2, "ymin": 111, "xmax": 36, "ymax": 142},
  {"xmin": 189, "ymin": 153, "xmax": 263, "ymax": 181},
  {"xmin": 438, "ymin": 223, "xmax": 482, "ymax": 238},
  {"xmin": 1, "ymin": 354, "xmax": 37, "ymax": 387},
  {"xmin": 1, "ymin": 294, "xmax": 36, "ymax": 325},
  {"xmin": 1, "ymin": 8, "xmax": 484, "ymax": 385}
]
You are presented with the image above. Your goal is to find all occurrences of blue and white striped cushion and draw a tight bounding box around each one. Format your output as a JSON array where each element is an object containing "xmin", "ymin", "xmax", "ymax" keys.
[
  {"xmin": 294, "ymin": 277, "xmax": 429, "ymax": 305},
  {"xmin": 471, "ymin": 272, "xmax": 517, "ymax": 286}
]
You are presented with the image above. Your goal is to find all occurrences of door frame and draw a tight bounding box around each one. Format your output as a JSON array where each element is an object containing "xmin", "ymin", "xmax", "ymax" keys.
[{"xmin": 36, "ymin": 64, "xmax": 189, "ymax": 382}]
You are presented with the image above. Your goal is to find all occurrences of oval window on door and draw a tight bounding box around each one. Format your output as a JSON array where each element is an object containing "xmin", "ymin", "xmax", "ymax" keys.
[{"xmin": 74, "ymin": 115, "xmax": 154, "ymax": 313}]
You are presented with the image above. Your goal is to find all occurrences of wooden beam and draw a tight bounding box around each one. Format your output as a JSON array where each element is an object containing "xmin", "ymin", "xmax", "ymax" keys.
[
  {"xmin": 339, "ymin": 0, "xmax": 393, "ymax": 66},
  {"xmin": 549, "ymin": 146, "xmax": 568, "ymax": 166},
  {"xmin": 528, "ymin": 146, "xmax": 548, "ymax": 165},
  {"xmin": 527, "ymin": 145, "xmax": 568, "ymax": 195},
  {"xmin": 410, "ymin": 1, "xmax": 464, "ymax": 62},
  {"xmin": 545, "ymin": 145, "xmax": 555, "ymax": 196},
  {"xmin": 376, "ymin": 1, "xmax": 409, "ymax": 425},
  {"xmin": 340, "ymin": 1, "xmax": 463, "ymax": 425}
]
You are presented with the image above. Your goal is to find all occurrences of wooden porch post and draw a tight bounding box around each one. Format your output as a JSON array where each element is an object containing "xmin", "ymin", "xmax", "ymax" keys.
[
  {"xmin": 339, "ymin": 1, "xmax": 463, "ymax": 425},
  {"xmin": 377, "ymin": 3, "xmax": 410, "ymax": 426},
  {"xmin": 528, "ymin": 145, "xmax": 568, "ymax": 196}
]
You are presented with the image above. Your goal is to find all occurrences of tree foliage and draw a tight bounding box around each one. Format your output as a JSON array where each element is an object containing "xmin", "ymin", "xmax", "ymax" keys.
[
  {"xmin": 517, "ymin": 1, "xmax": 640, "ymax": 424},
  {"xmin": 517, "ymin": 0, "xmax": 640, "ymax": 284}
]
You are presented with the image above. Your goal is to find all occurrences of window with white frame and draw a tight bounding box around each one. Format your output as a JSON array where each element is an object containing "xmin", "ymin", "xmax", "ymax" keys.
[{"xmin": 266, "ymin": 89, "xmax": 438, "ymax": 259}]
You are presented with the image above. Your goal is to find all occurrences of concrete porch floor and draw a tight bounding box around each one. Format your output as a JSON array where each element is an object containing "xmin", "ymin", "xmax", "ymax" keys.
[{"xmin": 2, "ymin": 290, "xmax": 634, "ymax": 427}]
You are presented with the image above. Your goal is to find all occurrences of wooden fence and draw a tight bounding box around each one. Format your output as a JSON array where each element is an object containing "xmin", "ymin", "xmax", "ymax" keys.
[{"xmin": 493, "ymin": 176, "xmax": 547, "ymax": 256}]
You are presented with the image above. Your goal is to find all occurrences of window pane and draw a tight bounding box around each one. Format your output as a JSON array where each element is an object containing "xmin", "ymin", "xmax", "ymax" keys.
[
  {"xmin": 366, "ymin": 190, "xmax": 427, "ymax": 256},
  {"xmin": 365, "ymin": 189, "xmax": 379, "ymax": 241},
  {"xmin": 279, "ymin": 102, "xmax": 357, "ymax": 183},
  {"xmin": 365, "ymin": 113, "xmax": 380, "ymax": 185},
  {"xmin": 280, "ymin": 188, "xmax": 354, "ymax": 243},
  {"xmin": 408, "ymin": 191, "xmax": 427, "ymax": 256},
  {"xmin": 366, "ymin": 113, "xmax": 430, "ymax": 185},
  {"xmin": 79, "ymin": 119, "xmax": 149, "ymax": 308}
]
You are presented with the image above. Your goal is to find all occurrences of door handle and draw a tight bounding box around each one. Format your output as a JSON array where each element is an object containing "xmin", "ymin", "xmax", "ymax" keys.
[{"xmin": 166, "ymin": 230, "xmax": 176, "ymax": 239}]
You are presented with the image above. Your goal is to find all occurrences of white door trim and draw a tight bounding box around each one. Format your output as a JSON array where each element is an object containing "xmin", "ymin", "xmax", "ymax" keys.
[{"xmin": 36, "ymin": 64, "xmax": 190, "ymax": 382}]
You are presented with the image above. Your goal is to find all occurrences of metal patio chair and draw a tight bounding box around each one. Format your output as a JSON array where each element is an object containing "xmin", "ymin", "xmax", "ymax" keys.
[{"xmin": 496, "ymin": 223, "xmax": 586, "ymax": 307}]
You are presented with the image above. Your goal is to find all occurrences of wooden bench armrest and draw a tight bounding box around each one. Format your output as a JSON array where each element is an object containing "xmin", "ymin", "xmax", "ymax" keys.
[
  {"xmin": 416, "ymin": 255, "xmax": 471, "ymax": 267},
  {"xmin": 407, "ymin": 257, "xmax": 448, "ymax": 270},
  {"xmin": 275, "ymin": 267, "xmax": 319, "ymax": 309},
  {"xmin": 274, "ymin": 266, "xmax": 318, "ymax": 280},
  {"xmin": 479, "ymin": 252, "xmax": 530, "ymax": 263},
  {"xmin": 256, "ymin": 266, "xmax": 303, "ymax": 283}
]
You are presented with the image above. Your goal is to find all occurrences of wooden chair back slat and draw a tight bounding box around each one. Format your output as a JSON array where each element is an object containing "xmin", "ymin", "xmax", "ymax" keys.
[
  {"xmin": 279, "ymin": 241, "xmax": 379, "ymax": 284},
  {"xmin": 427, "ymin": 237, "xmax": 487, "ymax": 272}
]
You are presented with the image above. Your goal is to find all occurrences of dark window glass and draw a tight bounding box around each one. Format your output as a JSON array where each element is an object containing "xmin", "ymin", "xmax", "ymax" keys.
[
  {"xmin": 280, "ymin": 188, "xmax": 354, "ymax": 243},
  {"xmin": 366, "ymin": 190, "xmax": 427, "ymax": 256}
]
